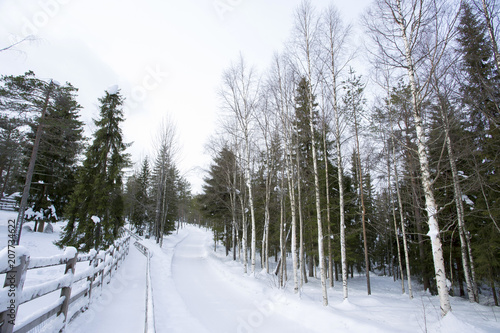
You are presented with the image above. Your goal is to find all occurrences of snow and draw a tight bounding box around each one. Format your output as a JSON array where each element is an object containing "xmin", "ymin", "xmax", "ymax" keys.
[
  {"xmin": 462, "ymin": 194, "xmax": 474, "ymax": 206},
  {"xmin": 91, "ymin": 216, "xmax": 100, "ymax": 224},
  {"xmin": 106, "ymin": 85, "xmax": 119, "ymax": 95},
  {"xmin": 1, "ymin": 211, "xmax": 500, "ymax": 333}
]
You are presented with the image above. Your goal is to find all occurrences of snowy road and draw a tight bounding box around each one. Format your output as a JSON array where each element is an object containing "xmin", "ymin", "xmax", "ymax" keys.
[{"xmin": 167, "ymin": 227, "xmax": 308, "ymax": 333}]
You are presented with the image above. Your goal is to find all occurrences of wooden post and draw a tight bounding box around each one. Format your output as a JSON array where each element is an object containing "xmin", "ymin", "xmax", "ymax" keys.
[
  {"xmin": 87, "ymin": 250, "xmax": 99, "ymax": 308},
  {"xmin": 0, "ymin": 254, "xmax": 29, "ymax": 333},
  {"xmin": 58, "ymin": 251, "xmax": 77, "ymax": 328}
]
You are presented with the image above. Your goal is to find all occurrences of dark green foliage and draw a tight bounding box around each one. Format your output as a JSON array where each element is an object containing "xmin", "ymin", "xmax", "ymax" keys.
[
  {"xmin": 57, "ymin": 89, "xmax": 130, "ymax": 252},
  {"xmin": 200, "ymin": 147, "xmax": 240, "ymax": 249},
  {"xmin": 126, "ymin": 158, "xmax": 153, "ymax": 235},
  {"xmin": 24, "ymin": 83, "xmax": 84, "ymax": 224},
  {"xmin": 0, "ymin": 72, "xmax": 84, "ymax": 228}
]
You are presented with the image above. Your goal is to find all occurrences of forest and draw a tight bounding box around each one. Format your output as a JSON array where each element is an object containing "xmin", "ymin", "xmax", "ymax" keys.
[
  {"xmin": 197, "ymin": 0, "xmax": 500, "ymax": 316},
  {"xmin": 0, "ymin": 0, "xmax": 499, "ymax": 318}
]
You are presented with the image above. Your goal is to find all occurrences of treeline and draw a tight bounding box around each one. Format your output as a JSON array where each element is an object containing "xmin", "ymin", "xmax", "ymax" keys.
[
  {"xmin": 0, "ymin": 72, "xmax": 189, "ymax": 251},
  {"xmin": 197, "ymin": 0, "xmax": 500, "ymax": 314},
  {"xmin": 124, "ymin": 119, "xmax": 192, "ymax": 246}
]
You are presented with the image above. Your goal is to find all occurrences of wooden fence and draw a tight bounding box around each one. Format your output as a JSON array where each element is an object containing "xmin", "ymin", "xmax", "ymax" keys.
[
  {"xmin": 0, "ymin": 234, "xmax": 131, "ymax": 333},
  {"xmin": 0, "ymin": 197, "xmax": 18, "ymax": 211}
]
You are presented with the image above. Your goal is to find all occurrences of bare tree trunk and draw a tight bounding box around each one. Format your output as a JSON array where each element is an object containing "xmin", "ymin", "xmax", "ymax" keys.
[
  {"xmin": 392, "ymin": 137, "xmax": 414, "ymax": 299},
  {"xmin": 293, "ymin": 0, "xmax": 328, "ymax": 305},
  {"xmin": 296, "ymin": 138, "xmax": 306, "ymax": 287},
  {"xmin": 321, "ymin": 91, "xmax": 334, "ymax": 288},
  {"xmin": 393, "ymin": 0, "xmax": 452, "ymax": 316},
  {"xmin": 480, "ymin": 0, "xmax": 500, "ymax": 73},
  {"xmin": 353, "ymin": 104, "xmax": 371, "ymax": 296},
  {"xmin": 437, "ymin": 98, "xmax": 478, "ymax": 302},
  {"xmin": 286, "ymin": 143, "xmax": 299, "ymax": 293},
  {"xmin": 386, "ymin": 139, "xmax": 405, "ymax": 294},
  {"xmin": 240, "ymin": 172, "xmax": 248, "ymax": 274},
  {"xmin": 273, "ymin": 53, "xmax": 299, "ymax": 292},
  {"xmin": 321, "ymin": 3, "xmax": 351, "ymax": 300},
  {"xmin": 15, "ymin": 81, "xmax": 54, "ymax": 244}
]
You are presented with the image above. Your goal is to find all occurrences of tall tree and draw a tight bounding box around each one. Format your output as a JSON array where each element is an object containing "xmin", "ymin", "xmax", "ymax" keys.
[
  {"xmin": 23, "ymin": 83, "xmax": 84, "ymax": 232},
  {"xmin": 220, "ymin": 55, "xmax": 260, "ymax": 274},
  {"xmin": 365, "ymin": 0, "xmax": 458, "ymax": 315},
  {"xmin": 319, "ymin": 3, "xmax": 352, "ymax": 299},
  {"xmin": 127, "ymin": 158, "xmax": 152, "ymax": 235},
  {"xmin": 290, "ymin": 0, "xmax": 328, "ymax": 306},
  {"xmin": 151, "ymin": 119, "xmax": 180, "ymax": 246},
  {"xmin": 343, "ymin": 69, "xmax": 371, "ymax": 295},
  {"xmin": 0, "ymin": 72, "xmax": 78, "ymax": 243},
  {"xmin": 57, "ymin": 88, "xmax": 130, "ymax": 252}
]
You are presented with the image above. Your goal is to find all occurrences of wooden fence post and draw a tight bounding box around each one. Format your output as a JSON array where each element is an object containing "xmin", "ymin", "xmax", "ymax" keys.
[
  {"xmin": 58, "ymin": 250, "xmax": 77, "ymax": 328},
  {"xmin": 0, "ymin": 254, "xmax": 29, "ymax": 333},
  {"xmin": 86, "ymin": 250, "xmax": 98, "ymax": 308}
]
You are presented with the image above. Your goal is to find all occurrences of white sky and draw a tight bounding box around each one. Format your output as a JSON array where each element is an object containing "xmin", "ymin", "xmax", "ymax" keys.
[{"xmin": 0, "ymin": 0, "xmax": 371, "ymax": 194}]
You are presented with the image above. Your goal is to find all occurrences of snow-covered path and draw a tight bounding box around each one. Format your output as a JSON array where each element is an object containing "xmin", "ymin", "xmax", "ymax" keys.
[
  {"xmin": 168, "ymin": 227, "xmax": 308, "ymax": 333},
  {"xmin": 67, "ymin": 245, "xmax": 147, "ymax": 333}
]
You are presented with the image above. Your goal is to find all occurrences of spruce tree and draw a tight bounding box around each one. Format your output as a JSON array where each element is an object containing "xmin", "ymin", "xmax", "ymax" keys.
[
  {"xmin": 24, "ymin": 83, "xmax": 84, "ymax": 231},
  {"xmin": 457, "ymin": 2, "xmax": 500, "ymax": 304},
  {"xmin": 57, "ymin": 88, "xmax": 130, "ymax": 252},
  {"xmin": 126, "ymin": 158, "xmax": 152, "ymax": 235}
]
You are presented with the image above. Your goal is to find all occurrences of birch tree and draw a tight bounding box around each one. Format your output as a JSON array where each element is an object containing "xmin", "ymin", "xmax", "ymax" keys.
[
  {"xmin": 364, "ymin": 0, "xmax": 459, "ymax": 315},
  {"xmin": 269, "ymin": 52, "xmax": 300, "ymax": 292},
  {"xmin": 152, "ymin": 118, "xmax": 179, "ymax": 247},
  {"xmin": 318, "ymin": 4, "xmax": 352, "ymax": 299},
  {"xmin": 220, "ymin": 55, "xmax": 259, "ymax": 274},
  {"xmin": 343, "ymin": 69, "xmax": 371, "ymax": 295},
  {"xmin": 290, "ymin": 0, "xmax": 328, "ymax": 305}
]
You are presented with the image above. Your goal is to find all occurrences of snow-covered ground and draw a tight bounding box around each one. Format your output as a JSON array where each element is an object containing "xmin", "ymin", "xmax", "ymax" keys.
[{"xmin": 1, "ymin": 210, "xmax": 500, "ymax": 332}]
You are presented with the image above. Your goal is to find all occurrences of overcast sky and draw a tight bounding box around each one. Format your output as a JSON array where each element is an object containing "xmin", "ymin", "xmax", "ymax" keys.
[{"xmin": 0, "ymin": 0, "xmax": 371, "ymax": 194}]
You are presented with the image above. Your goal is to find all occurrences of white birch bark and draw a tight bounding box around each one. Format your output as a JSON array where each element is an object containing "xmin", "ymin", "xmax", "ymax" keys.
[
  {"xmin": 272, "ymin": 54, "xmax": 299, "ymax": 292},
  {"xmin": 220, "ymin": 56, "xmax": 259, "ymax": 274},
  {"xmin": 321, "ymin": 4, "xmax": 351, "ymax": 300},
  {"xmin": 294, "ymin": 0, "xmax": 329, "ymax": 305},
  {"xmin": 385, "ymin": 138, "xmax": 405, "ymax": 294},
  {"xmin": 392, "ymin": 137, "xmax": 413, "ymax": 299},
  {"xmin": 366, "ymin": 0, "xmax": 453, "ymax": 316}
]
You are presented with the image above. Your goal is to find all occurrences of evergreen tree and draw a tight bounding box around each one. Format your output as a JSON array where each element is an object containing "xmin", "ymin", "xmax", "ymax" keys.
[
  {"xmin": 126, "ymin": 158, "xmax": 152, "ymax": 235},
  {"xmin": 457, "ymin": 2, "xmax": 500, "ymax": 304},
  {"xmin": 57, "ymin": 88, "xmax": 130, "ymax": 252},
  {"xmin": 0, "ymin": 116, "xmax": 24, "ymax": 197},
  {"xmin": 200, "ymin": 147, "xmax": 240, "ymax": 249},
  {"xmin": 294, "ymin": 76, "xmax": 322, "ymax": 272},
  {"xmin": 24, "ymin": 83, "xmax": 84, "ymax": 231}
]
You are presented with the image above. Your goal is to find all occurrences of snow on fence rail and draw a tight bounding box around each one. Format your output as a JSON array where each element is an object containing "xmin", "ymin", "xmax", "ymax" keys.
[
  {"xmin": 0, "ymin": 197, "xmax": 18, "ymax": 211},
  {"xmin": 0, "ymin": 234, "xmax": 131, "ymax": 333}
]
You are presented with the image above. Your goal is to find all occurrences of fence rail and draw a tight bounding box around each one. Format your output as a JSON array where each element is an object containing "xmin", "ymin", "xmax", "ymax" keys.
[
  {"xmin": 0, "ymin": 234, "xmax": 131, "ymax": 333},
  {"xmin": 0, "ymin": 197, "xmax": 18, "ymax": 211}
]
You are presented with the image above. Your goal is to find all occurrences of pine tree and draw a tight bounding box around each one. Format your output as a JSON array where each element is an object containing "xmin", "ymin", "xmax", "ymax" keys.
[
  {"xmin": 57, "ymin": 88, "xmax": 130, "ymax": 252},
  {"xmin": 24, "ymin": 83, "xmax": 84, "ymax": 231}
]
